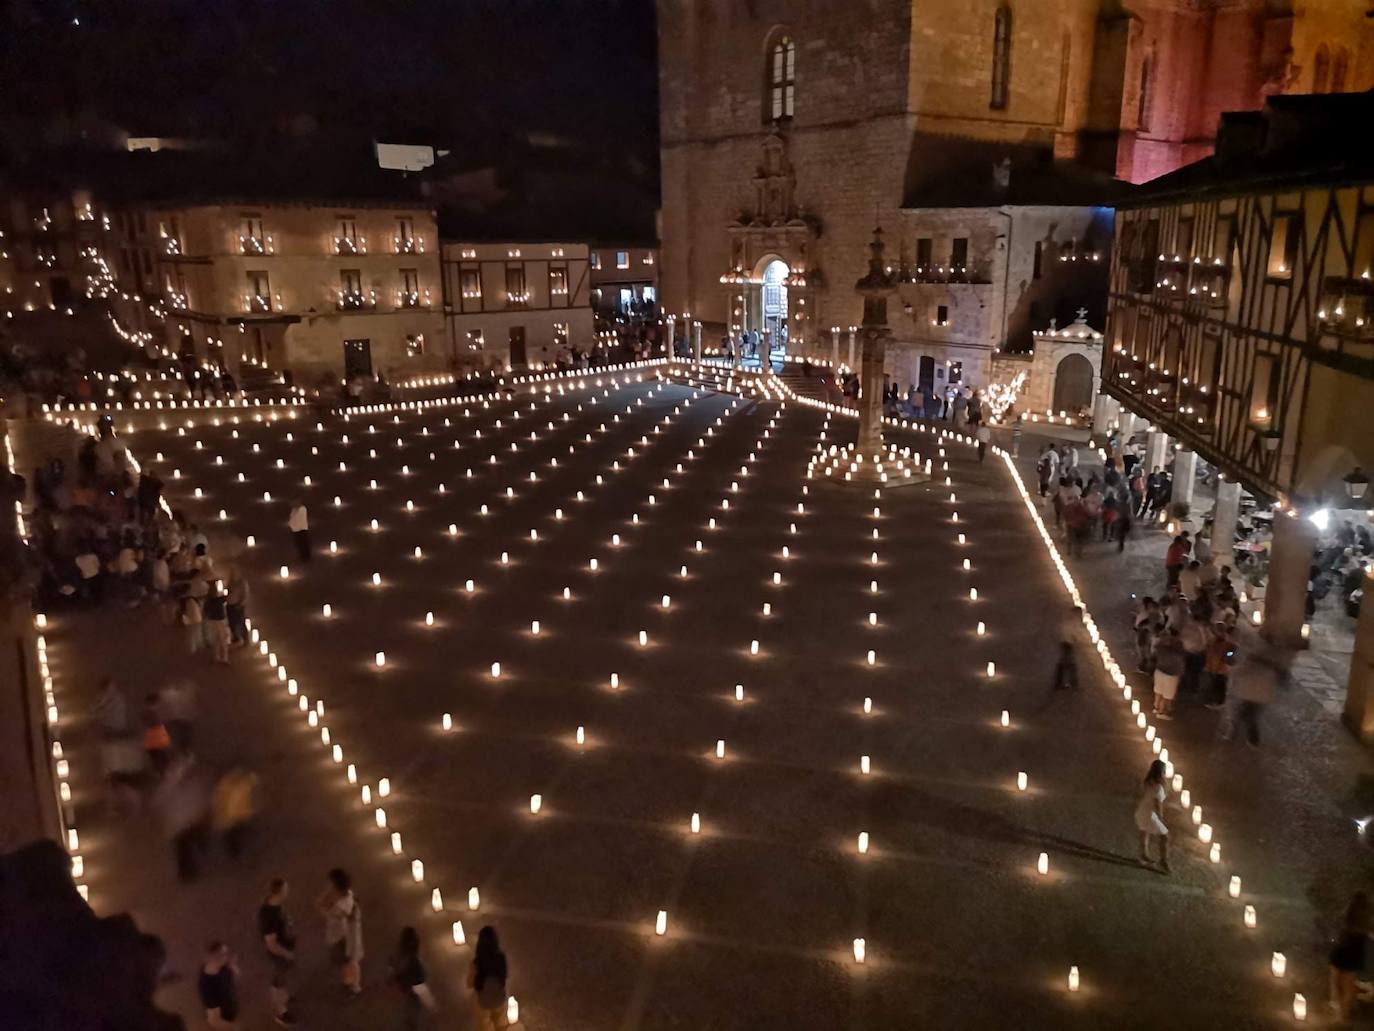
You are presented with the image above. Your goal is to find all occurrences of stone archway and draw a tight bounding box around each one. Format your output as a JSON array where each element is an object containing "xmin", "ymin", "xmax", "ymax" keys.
[
  {"xmin": 749, "ymin": 254, "xmax": 790, "ymax": 368},
  {"xmin": 1052, "ymin": 352, "xmax": 1094, "ymax": 413}
]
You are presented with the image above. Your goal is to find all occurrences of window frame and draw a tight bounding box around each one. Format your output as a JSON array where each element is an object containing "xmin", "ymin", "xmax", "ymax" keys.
[
  {"xmin": 990, "ymin": 7, "xmax": 1012, "ymax": 111},
  {"xmin": 767, "ymin": 36, "xmax": 797, "ymax": 123}
]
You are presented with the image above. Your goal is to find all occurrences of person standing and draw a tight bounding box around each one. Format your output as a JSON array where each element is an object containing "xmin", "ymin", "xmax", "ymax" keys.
[
  {"xmin": 1133, "ymin": 597, "xmax": 1161, "ymax": 673},
  {"xmin": 288, "ymin": 500, "xmax": 310, "ymax": 564},
  {"xmin": 1152, "ymin": 626, "xmax": 1184, "ymax": 720},
  {"xmin": 390, "ymin": 927, "xmax": 438, "ymax": 1030},
  {"xmin": 1164, "ymin": 534, "xmax": 1190, "ymax": 589},
  {"xmin": 225, "ymin": 569, "xmax": 250, "ymax": 646},
  {"xmin": 1179, "ymin": 607, "xmax": 1210, "ymax": 698},
  {"xmin": 258, "ymin": 878, "xmax": 299, "ymax": 1027},
  {"xmin": 1134, "ymin": 759, "xmax": 1171, "ymax": 873},
  {"xmin": 198, "ymin": 942, "xmax": 240, "ymax": 1028},
  {"xmin": 975, "ymin": 422, "xmax": 991, "ymax": 462},
  {"xmin": 1203, "ymin": 619, "xmax": 1236, "ymax": 710},
  {"xmin": 204, "ymin": 587, "xmax": 231, "ymax": 665},
  {"xmin": 318, "ymin": 868, "xmax": 364, "ymax": 995},
  {"xmin": 1037, "ymin": 446, "xmax": 1059, "ymax": 498},
  {"xmin": 467, "ymin": 926, "xmax": 508, "ymax": 1030}
]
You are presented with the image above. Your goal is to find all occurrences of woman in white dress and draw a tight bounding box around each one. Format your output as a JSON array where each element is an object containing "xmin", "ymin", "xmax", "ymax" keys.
[{"xmin": 1134, "ymin": 759, "xmax": 1171, "ymax": 873}]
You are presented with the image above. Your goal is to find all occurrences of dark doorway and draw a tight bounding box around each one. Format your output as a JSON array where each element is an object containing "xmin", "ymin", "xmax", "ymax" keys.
[
  {"xmin": 509, "ymin": 326, "xmax": 527, "ymax": 367},
  {"xmin": 918, "ymin": 355, "xmax": 935, "ymax": 394},
  {"xmin": 1052, "ymin": 353, "xmax": 1094, "ymax": 413},
  {"xmin": 344, "ymin": 338, "xmax": 372, "ymax": 378}
]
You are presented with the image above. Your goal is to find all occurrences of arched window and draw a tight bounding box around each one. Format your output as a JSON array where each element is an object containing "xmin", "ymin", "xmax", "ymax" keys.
[
  {"xmin": 1332, "ymin": 48, "xmax": 1350, "ymax": 93},
  {"xmin": 767, "ymin": 37, "xmax": 796, "ymax": 122},
  {"xmin": 990, "ymin": 6, "xmax": 1012, "ymax": 110},
  {"xmin": 1313, "ymin": 45, "xmax": 1331, "ymax": 93}
]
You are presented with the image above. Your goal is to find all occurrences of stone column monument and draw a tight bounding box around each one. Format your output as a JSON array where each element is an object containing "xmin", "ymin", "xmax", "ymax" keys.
[{"xmin": 855, "ymin": 226, "xmax": 898, "ymax": 460}]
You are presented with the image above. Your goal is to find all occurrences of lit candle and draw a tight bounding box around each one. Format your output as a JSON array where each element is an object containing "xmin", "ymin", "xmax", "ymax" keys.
[
  {"xmin": 655, "ymin": 910, "xmax": 668, "ymax": 936},
  {"xmin": 858, "ymin": 831, "xmax": 869, "ymax": 854},
  {"xmin": 1037, "ymin": 852, "xmax": 1049, "ymax": 875}
]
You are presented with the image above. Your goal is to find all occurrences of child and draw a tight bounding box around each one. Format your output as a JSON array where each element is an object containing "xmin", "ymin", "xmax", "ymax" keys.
[{"xmin": 1134, "ymin": 759, "xmax": 1170, "ymax": 873}]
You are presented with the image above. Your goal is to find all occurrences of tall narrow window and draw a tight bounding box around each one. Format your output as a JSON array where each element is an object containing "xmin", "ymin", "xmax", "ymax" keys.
[
  {"xmin": 1332, "ymin": 48, "xmax": 1350, "ymax": 93},
  {"xmin": 916, "ymin": 238, "xmax": 933, "ymax": 270},
  {"xmin": 505, "ymin": 266, "xmax": 527, "ymax": 305},
  {"xmin": 951, "ymin": 238, "xmax": 969, "ymax": 273},
  {"xmin": 1137, "ymin": 53, "xmax": 1154, "ymax": 131},
  {"xmin": 990, "ymin": 7, "xmax": 1012, "ymax": 110},
  {"xmin": 1033, "ymin": 241, "xmax": 1044, "ymax": 279},
  {"xmin": 1313, "ymin": 45, "xmax": 1331, "ymax": 93},
  {"xmin": 1267, "ymin": 214, "xmax": 1298, "ymax": 279},
  {"xmin": 768, "ymin": 37, "xmax": 796, "ymax": 122}
]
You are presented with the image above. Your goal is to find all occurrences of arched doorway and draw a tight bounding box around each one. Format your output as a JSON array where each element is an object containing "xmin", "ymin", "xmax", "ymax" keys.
[
  {"xmin": 1052, "ymin": 353, "xmax": 1094, "ymax": 414},
  {"xmin": 752, "ymin": 256, "xmax": 789, "ymax": 370}
]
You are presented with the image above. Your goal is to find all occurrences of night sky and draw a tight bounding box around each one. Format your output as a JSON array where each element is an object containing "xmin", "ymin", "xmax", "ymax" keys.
[{"xmin": 3, "ymin": 0, "xmax": 658, "ymax": 169}]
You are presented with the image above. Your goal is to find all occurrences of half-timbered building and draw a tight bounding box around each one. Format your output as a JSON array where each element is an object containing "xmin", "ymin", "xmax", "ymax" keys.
[{"xmin": 1104, "ymin": 90, "xmax": 1374, "ymax": 735}]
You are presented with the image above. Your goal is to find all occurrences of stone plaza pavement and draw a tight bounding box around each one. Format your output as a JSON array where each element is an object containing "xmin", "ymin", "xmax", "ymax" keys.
[
  {"xmin": 1007, "ymin": 424, "xmax": 1374, "ymax": 1014},
  {"xmin": 24, "ymin": 365, "xmax": 1353, "ymax": 1029}
]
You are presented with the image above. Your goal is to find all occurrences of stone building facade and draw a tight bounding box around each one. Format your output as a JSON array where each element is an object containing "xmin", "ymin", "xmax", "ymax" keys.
[
  {"xmin": 440, "ymin": 241, "xmax": 594, "ymax": 371},
  {"xmin": 113, "ymin": 201, "xmax": 447, "ymax": 387},
  {"xmin": 658, "ymin": 0, "xmax": 1374, "ymax": 382}
]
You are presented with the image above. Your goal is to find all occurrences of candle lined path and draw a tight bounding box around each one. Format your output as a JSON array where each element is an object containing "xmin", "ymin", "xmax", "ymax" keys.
[{"xmin": 33, "ymin": 368, "xmax": 1299, "ymax": 1030}]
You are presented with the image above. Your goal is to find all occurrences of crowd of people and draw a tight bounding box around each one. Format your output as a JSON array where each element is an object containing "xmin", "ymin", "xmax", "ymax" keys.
[
  {"xmin": 14, "ymin": 416, "xmax": 515, "ymax": 1028},
  {"xmin": 195, "ymin": 867, "xmax": 513, "ymax": 1029}
]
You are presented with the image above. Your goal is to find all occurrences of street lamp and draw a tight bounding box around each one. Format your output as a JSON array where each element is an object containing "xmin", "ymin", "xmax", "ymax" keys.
[{"xmin": 1343, "ymin": 466, "xmax": 1370, "ymax": 500}]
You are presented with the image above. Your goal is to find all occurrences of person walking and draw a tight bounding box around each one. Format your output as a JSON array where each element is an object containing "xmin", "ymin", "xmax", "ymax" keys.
[
  {"xmin": 1228, "ymin": 639, "xmax": 1286, "ymax": 747},
  {"xmin": 94, "ymin": 676, "xmax": 129, "ymax": 739},
  {"xmin": 258, "ymin": 878, "xmax": 299, "ymax": 1026},
  {"xmin": 213, "ymin": 766, "xmax": 259, "ymax": 859},
  {"xmin": 288, "ymin": 500, "xmax": 311, "ymax": 564},
  {"xmin": 467, "ymin": 925, "xmax": 509, "ymax": 1030},
  {"xmin": 390, "ymin": 926, "xmax": 438, "ymax": 1030},
  {"xmin": 1152, "ymin": 626, "xmax": 1184, "ymax": 720},
  {"xmin": 198, "ymin": 942, "xmax": 240, "ymax": 1028},
  {"xmin": 318, "ymin": 868, "xmax": 364, "ymax": 996},
  {"xmin": 141, "ymin": 694, "xmax": 174, "ymax": 777},
  {"xmin": 975, "ymin": 422, "xmax": 991, "ymax": 462},
  {"xmin": 1134, "ymin": 759, "xmax": 1171, "ymax": 873},
  {"xmin": 1329, "ymin": 892, "xmax": 1371, "ymax": 1021}
]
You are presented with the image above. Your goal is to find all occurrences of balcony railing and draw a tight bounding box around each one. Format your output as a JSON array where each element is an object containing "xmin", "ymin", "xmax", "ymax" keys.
[
  {"xmin": 903, "ymin": 264, "xmax": 991, "ymax": 285},
  {"xmin": 336, "ymin": 288, "xmax": 377, "ymax": 311},
  {"xmin": 393, "ymin": 236, "xmax": 424, "ymax": 255},
  {"xmin": 334, "ymin": 236, "xmax": 368, "ymax": 255},
  {"xmin": 240, "ymin": 234, "xmax": 275, "ymax": 255},
  {"xmin": 243, "ymin": 292, "xmax": 281, "ymax": 314},
  {"xmin": 396, "ymin": 289, "xmax": 432, "ymax": 309}
]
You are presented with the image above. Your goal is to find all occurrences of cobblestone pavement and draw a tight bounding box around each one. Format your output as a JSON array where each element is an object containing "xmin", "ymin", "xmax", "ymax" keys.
[{"xmin": 21, "ymin": 368, "xmax": 1355, "ymax": 1029}]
